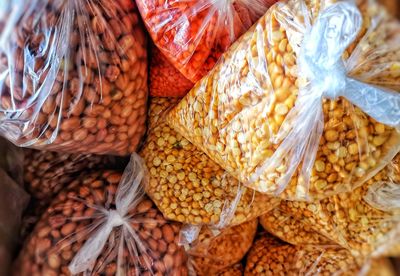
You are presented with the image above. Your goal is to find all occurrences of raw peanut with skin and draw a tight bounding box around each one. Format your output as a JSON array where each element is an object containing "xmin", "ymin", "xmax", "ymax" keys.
[
  {"xmin": 141, "ymin": 98, "xmax": 279, "ymax": 226},
  {"xmin": 245, "ymin": 235, "xmax": 362, "ymax": 275},
  {"xmin": 188, "ymin": 219, "xmax": 257, "ymax": 275},
  {"xmin": 280, "ymin": 153, "xmax": 400, "ymax": 257},
  {"xmin": 150, "ymin": 46, "xmax": 194, "ymax": 97},
  {"xmin": 20, "ymin": 149, "xmax": 127, "ymax": 240},
  {"xmin": 167, "ymin": 0, "xmax": 400, "ymax": 200},
  {"xmin": 15, "ymin": 171, "xmax": 189, "ymax": 276},
  {"xmin": 259, "ymin": 208, "xmax": 332, "ymax": 246},
  {"xmin": 137, "ymin": 0, "xmax": 276, "ymax": 83},
  {"xmin": 0, "ymin": 0, "xmax": 148, "ymax": 156}
]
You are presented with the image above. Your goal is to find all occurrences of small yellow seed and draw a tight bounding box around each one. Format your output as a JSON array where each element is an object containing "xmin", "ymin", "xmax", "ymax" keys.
[{"xmin": 325, "ymin": 130, "xmax": 339, "ymax": 142}]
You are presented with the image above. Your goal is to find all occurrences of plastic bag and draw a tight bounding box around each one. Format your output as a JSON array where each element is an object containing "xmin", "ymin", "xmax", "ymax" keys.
[
  {"xmin": 150, "ymin": 46, "xmax": 194, "ymax": 97},
  {"xmin": 0, "ymin": 137, "xmax": 24, "ymax": 185},
  {"xmin": 141, "ymin": 98, "xmax": 279, "ymax": 227},
  {"xmin": 245, "ymin": 235, "xmax": 363, "ymax": 275},
  {"xmin": 216, "ymin": 263, "xmax": 243, "ymax": 276},
  {"xmin": 148, "ymin": 97, "xmax": 182, "ymax": 129},
  {"xmin": 259, "ymin": 207, "xmax": 332, "ymax": 246},
  {"xmin": 137, "ymin": 0, "xmax": 276, "ymax": 84},
  {"xmin": 184, "ymin": 219, "xmax": 257, "ymax": 275},
  {"xmin": 0, "ymin": 168, "xmax": 29, "ymax": 276},
  {"xmin": 280, "ymin": 153, "xmax": 400, "ymax": 257},
  {"xmin": 15, "ymin": 154, "xmax": 189, "ymax": 276},
  {"xmin": 0, "ymin": 0, "xmax": 148, "ymax": 155},
  {"xmin": 167, "ymin": 0, "xmax": 400, "ymax": 201},
  {"xmin": 21, "ymin": 149, "xmax": 127, "ymax": 239}
]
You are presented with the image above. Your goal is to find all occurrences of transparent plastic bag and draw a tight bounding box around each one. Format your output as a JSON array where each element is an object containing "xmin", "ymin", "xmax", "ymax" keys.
[
  {"xmin": 0, "ymin": 168, "xmax": 29, "ymax": 276},
  {"xmin": 147, "ymin": 97, "xmax": 182, "ymax": 129},
  {"xmin": 259, "ymin": 207, "xmax": 332, "ymax": 246},
  {"xmin": 15, "ymin": 154, "xmax": 189, "ymax": 276},
  {"xmin": 141, "ymin": 98, "xmax": 279, "ymax": 227},
  {"xmin": 184, "ymin": 219, "xmax": 257, "ymax": 275},
  {"xmin": 280, "ymin": 153, "xmax": 400, "ymax": 257},
  {"xmin": 245, "ymin": 235, "xmax": 363, "ymax": 275},
  {"xmin": 0, "ymin": 0, "xmax": 148, "ymax": 155},
  {"xmin": 167, "ymin": 0, "xmax": 400, "ymax": 201},
  {"xmin": 150, "ymin": 46, "xmax": 194, "ymax": 97},
  {"xmin": 216, "ymin": 263, "xmax": 243, "ymax": 276},
  {"xmin": 136, "ymin": 0, "xmax": 276, "ymax": 83}
]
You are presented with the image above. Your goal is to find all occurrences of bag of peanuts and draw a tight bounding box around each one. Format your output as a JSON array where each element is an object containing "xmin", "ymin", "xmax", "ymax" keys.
[
  {"xmin": 181, "ymin": 219, "xmax": 257, "ymax": 275},
  {"xmin": 141, "ymin": 97, "xmax": 280, "ymax": 227},
  {"xmin": 167, "ymin": 0, "xmax": 400, "ymax": 201},
  {"xmin": 259, "ymin": 207, "xmax": 333, "ymax": 246},
  {"xmin": 280, "ymin": 153, "xmax": 400, "ymax": 257},
  {"xmin": 136, "ymin": 0, "xmax": 277, "ymax": 88},
  {"xmin": 0, "ymin": 0, "xmax": 148, "ymax": 155},
  {"xmin": 20, "ymin": 149, "xmax": 127, "ymax": 240},
  {"xmin": 15, "ymin": 154, "xmax": 189, "ymax": 276},
  {"xmin": 245, "ymin": 235, "xmax": 364, "ymax": 275},
  {"xmin": 150, "ymin": 47, "xmax": 194, "ymax": 97}
]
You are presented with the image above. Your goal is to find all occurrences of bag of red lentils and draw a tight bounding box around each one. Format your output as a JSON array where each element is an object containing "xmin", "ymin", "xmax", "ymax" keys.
[
  {"xmin": 167, "ymin": 0, "xmax": 400, "ymax": 201},
  {"xmin": 15, "ymin": 153, "xmax": 189, "ymax": 276},
  {"xmin": 0, "ymin": 0, "xmax": 148, "ymax": 155},
  {"xmin": 137, "ymin": 0, "xmax": 277, "ymax": 87}
]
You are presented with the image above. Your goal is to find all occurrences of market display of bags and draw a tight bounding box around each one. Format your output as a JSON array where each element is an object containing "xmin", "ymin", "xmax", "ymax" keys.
[
  {"xmin": 0, "ymin": 0, "xmax": 399, "ymax": 275},
  {"xmin": 167, "ymin": 0, "xmax": 400, "ymax": 201},
  {"xmin": 0, "ymin": 0, "xmax": 148, "ymax": 155}
]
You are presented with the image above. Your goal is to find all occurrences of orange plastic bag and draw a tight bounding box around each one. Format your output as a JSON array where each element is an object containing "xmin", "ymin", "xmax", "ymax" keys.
[
  {"xmin": 137, "ymin": 0, "xmax": 277, "ymax": 83},
  {"xmin": 150, "ymin": 46, "xmax": 194, "ymax": 97}
]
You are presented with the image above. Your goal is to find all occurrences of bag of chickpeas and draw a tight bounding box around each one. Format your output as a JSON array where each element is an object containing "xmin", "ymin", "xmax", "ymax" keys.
[
  {"xmin": 141, "ymin": 97, "xmax": 280, "ymax": 227},
  {"xmin": 15, "ymin": 154, "xmax": 189, "ymax": 276},
  {"xmin": 136, "ymin": 0, "xmax": 277, "ymax": 96},
  {"xmin": 280, "ymin": 153, "xmax": 400, "ymax": 258},
  {"xmin": 0, "ymin": 0, "xmax": 148, "ymax": 155},
  {"xmin": 167, "ymin": 0, "xmax": 400, "ymax": 201}
]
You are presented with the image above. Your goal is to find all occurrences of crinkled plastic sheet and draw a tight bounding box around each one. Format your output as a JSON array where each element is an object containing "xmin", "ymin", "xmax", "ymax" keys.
[
  {"xmin": 0, "ymin": 0, "xmax": 148, "ymax": 155},
  {"xmin": 167, "ymin": 0, "xmax": 400, "ymax": 201}
]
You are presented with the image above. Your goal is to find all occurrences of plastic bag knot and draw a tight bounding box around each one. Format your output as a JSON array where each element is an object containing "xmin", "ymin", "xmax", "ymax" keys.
[{"xmin": 107, "ymin": 209, "xmax": 125, "ymax": 228}]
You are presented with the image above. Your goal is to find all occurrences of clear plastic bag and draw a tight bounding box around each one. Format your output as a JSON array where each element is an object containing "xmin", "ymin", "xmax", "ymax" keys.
[
  {"xmin": 136, "ymin": 0, "xmax": 276, "ymax": 84},
  {"xmin": 167, "ymin": 0, "xmax": 400, "ymax": 201},
  {"xmin": 0, "ymin": 0, "xmax": 148, "ymax": 155},
  {"xmin": 0, "ymin": 168, "xmax": 29, "ymax": 276},
  {"xmin": 216, "ymin": 263, "xmax": 243, "ymax": 276},
  {"xmin": 141, "ymin": 98, "xmax": 279, "ymax": 227},
  {"xmin": 147, "ymin": 97, "xmax": 182, "ymax": 129},
  {"xmin": 15, "ymin": 154, "xmax": 189, "ymax": 276},
  {"xmin": 245, "ymin": 235, "xmax": 363, "ymax": 275},
  {"xmin": 150, "ymin": 46, "xmax": 194, "ymax": 97},
  {"xmin": 280, "ymin": 153, "xmax": 400, "ymax": 257},
  {"xmin": 259, "ymin": 207, "xmax": 332, "ymax": 246},
  {"xmin": 184, "ymin": 219, "xmax": 257, "ymax": 275}
]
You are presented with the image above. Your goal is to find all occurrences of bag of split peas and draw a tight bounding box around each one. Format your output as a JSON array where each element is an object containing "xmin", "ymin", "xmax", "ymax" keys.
[
  {"xmin": 15, "ymin": 154, "xmax": 189, "ymax": 276},
  {"xmin": 140, "ymin": 97, "xmax": 280, "ymax": 227},
  {"xmin": 0, "ymin": 0, "xmax": 148, "ymax": 155},
  {"xmin": 167, "ymin": 0, "xmax": 400, "ymax": 201},
  {"xmin": 280, "ymin": 153, "xmax": 400, "ymax": 258},
  {"xmin": 136, "ymin": 0, "xmax": 277, "ymax": 87}
]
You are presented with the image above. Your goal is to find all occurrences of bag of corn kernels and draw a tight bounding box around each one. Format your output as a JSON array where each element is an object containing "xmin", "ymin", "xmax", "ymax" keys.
[
  {"xmin": 245, "ymin": 235, "xmax": 364, "ymax": 275},
  {"xmin": 280, "ymin": 153, "xmax": 400, "ymax": 258},
  {"xmin": 167, "ymin": 0, "xmax": 400, "ymax": 201},
  {"xmin": 0, "ymin": 0, "xmax": 148, "ymax": 156},
  {"xmin": 141, "ymin": 97, "xmax": 280, "ymax": 227},
  {"xmin": 136, "ymin": 0, "xmax": 277, "ymax": 86},
  {"xmin": 259, "ymin": 207, "xmax": 333, "ymax": 246},
  {"xmin": 15, "ymin": 154, "xmax": 189, "ymax": 276}
]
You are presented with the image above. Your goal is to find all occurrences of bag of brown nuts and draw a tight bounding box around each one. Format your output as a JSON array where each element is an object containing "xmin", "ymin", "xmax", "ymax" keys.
[
  {"xmin": 167, "ymin": 0, "xmax": 400, "ymax": 201},
  {"xmin": 182, "ymin": 219, "xmax": 257, "ymax": 275},
  {"xmin": 15, "ymin": 154, "xmax": 189, "ymax": 276},
  {"xmin": 280, "ymin": 153, "xmax": 400, "ymax": 258},
  {"xmin": 141, "ymin": 97, "xmax": 280, "ymax": 227},
  {"xmin": 259, "ymin": 207, "xmax": 333, "ymax": 246},
  {"xmin": 0, "ymin": 0, "xmax": 148, "ymax": 155}
]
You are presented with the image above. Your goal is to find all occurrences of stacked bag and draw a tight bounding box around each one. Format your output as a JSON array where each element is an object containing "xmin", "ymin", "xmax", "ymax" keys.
[{"xmin": 0, "ymin": 0, "xmax": 399, "ymax": 274}]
